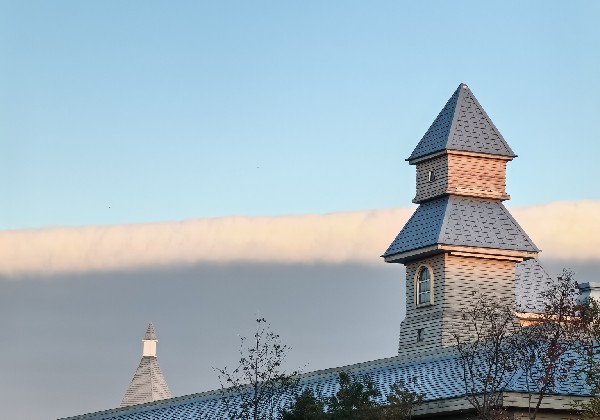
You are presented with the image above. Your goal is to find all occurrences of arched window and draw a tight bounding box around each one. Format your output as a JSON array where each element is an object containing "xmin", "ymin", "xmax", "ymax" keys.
[{"xmin": 416, "ymin": 267, "xmax": 432, "ymax": 305}]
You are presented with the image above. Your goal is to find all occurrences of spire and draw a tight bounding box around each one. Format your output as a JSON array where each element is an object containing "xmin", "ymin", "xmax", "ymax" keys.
[
  {"xmin": 407, "ymin": 83, "xmax": 515, "ymax": 162},
  {"xmin": 144, "ymin": 322, "xmax": 157, "ymax": 340},
  {"xmin": 120, "ymin": 323, "xmax": 171, "ymax": 408}
]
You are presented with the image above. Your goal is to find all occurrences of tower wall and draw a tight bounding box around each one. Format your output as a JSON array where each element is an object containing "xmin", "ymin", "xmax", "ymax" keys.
[
  {"xmin": 398, "ymin": 254, "xmax": 445, "ymax": 357},
  {"xmin": 440, "ymin": 254, "xmax": 516, "ymax": 347},
  {"xmin": 413, "ymin": 153, "xmax": 509, "ymax": 203},
  {"xmin": 413, "ymin": 156, "xmax": 449, "ymax": 203},
  {"xmin": 398, "ymin": 253, "xmax": 517, "ymax": 356},
  {"xmin": 447, "ymin": 154, "xmax": 509, "ymax": 200}
]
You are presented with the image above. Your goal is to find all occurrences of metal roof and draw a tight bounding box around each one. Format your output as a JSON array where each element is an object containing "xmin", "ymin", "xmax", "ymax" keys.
[
  {"xmin": 407, "ymin": 84, "xmax": 516, "ymax": 162},
  {"xmin": 60, "ymin": 349, "xmax": 593, "ymax": 420},
  {"xmin": 383, "ymin": 196, "xmax": 539, "ymax": 258}
]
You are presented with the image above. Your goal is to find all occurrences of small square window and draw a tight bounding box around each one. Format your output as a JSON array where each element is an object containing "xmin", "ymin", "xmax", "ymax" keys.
[{"xmin": 427, "ymin": 170, "xmax": 436, "ymax": 182}]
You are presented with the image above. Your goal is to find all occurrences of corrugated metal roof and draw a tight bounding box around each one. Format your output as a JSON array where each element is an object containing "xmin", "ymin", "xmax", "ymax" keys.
[
  {"xmin": 383, "ymin": 196, "xmax": 539, "ymax": 258},
  {"xmin": 408, "ymin": 84, "xmax": 516, "ymax": 162}
]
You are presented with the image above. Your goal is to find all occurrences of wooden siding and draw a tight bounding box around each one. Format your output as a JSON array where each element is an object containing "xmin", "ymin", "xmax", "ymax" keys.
[
  {"xmin": 447, "ymin": 154, "xmax": 509, "ymax": 200},
  {"xmin": 399, "ymin": 253, "xmax": 518, "ymax": 354},
  {"xmin": 398, "ymin": 254, "xmax": 445, "ymax": 357},
  {"xmin": 413, "ymin": 155, "xmax": 449, "ymax": 203},
  {"xmin": 441, "ymin": 255, "xmax": 516, "ymax": 347},
  {"xmin": 413, "ymin": 153, "xmax": 509, "ymax": 203}
]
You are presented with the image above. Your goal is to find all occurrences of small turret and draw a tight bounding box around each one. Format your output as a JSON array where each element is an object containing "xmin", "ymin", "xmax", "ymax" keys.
[
  {"xmin": 120, "ymin": 323, "xmax": 171, "ymax": 407},
  {"xmin": 142, "ymin": 322, "xmax": 157, "ymax": 357}
]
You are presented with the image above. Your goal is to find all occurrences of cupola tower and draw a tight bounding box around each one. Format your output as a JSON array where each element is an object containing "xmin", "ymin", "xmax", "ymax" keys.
[
  {"xmin": 383, "ymin": 84, "xmax": 539, "ymax": 356},
  {"xmin": 120, "ymin": 323, "xmax": 171, "ymax": 407}
]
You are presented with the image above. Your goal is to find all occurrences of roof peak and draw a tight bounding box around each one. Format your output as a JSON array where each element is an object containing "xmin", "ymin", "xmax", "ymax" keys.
[
  {"xmin": 407, "ymin": 83, "xmax": 516, "ymax": 162},
  {"xmin": 144, "ymin": 322, "xmax": 157, "ymax": 341}
]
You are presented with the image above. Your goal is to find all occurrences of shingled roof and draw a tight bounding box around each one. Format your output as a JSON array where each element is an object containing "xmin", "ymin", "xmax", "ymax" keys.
[
  {"xmin": 144, "ymin": 323, "xmax": 157, "ymax": 341},
  {"xmin": 383, "ymin": 196, "xmax": 539, "ymax": 258},
  {"xmin": 120, "ymin": 356, "xmax": 171, "ymax": 408},
  {"xmin": 515, "ymin": 259, "xmax": 555, "ymax": 313},
  {"xmin": 60, "ymin": 348, "xmax": 592, "ymax": 420},
  {"xmin": 120, "ymin": 324, "xmax": 171, "ymax": 408},
  {"xmin": 407, "ymin": 84, "xmax": 515, "ymax": 162}
]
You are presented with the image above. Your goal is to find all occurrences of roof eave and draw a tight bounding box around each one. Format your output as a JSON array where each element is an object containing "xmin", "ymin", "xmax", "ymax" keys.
[
  {"xmin": 406, "ymin": 149, "xmax": 517, "ymax": 165},
  {"xmin": 383, "ymin": 244, "xmax": 538, "ymax": 264}
]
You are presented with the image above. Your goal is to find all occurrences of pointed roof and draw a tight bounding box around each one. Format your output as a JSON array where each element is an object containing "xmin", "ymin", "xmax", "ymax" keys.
[
  {"xmin": 120, "ymin": 324, "xmax": 171, "ymax": 408},
  {"xmin": 515, "ymin": 259, "xmax": 555, "ymax": 313},
  {"xmin": 383, "ymin": 196, "xmax": 539, "ymax": 259},
  {"xmin": 144, "ymin": 323, "xmax": 156, "ymax": 340},
  {"xmin": 120, "ymin": 356, "xmax": 171, "ymax": 407},
  {"xmin": 407, "ymin": 84, "xmax": 515, "ymax": 162}
]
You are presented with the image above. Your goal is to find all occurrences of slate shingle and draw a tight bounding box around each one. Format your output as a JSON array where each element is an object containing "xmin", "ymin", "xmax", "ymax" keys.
[
  {"xmin": 408, "ymin": 84, "xmax": 516, "ymax": 162},
  {"xmin": 383, "ymin": 196, "xmax": 539, "ymax": 258},
  {"xmin": 60, "ymin": 351, "xmax": 593, "ymax": 420},
  {"xmin": 515, "ymin": 259, "xmax": 556, "ymax": 313}
]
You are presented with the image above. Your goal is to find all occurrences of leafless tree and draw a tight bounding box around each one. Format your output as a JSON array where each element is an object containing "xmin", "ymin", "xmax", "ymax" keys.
[
  {"xmin": 517, "ymin": 270, "xmax": 585, "ymax": 420},
  {"xmin": 216, "ymin": 318, "xmax": 301, "ymax": 420},
  {"xmin": 452, "ymin": 295, "xmax": 521, "ymax": 419}
]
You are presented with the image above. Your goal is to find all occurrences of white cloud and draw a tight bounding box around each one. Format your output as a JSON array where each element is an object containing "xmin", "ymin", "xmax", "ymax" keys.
[{"xmin": 0, "ymin": 201, "xmax": 598, "ymax": 278}]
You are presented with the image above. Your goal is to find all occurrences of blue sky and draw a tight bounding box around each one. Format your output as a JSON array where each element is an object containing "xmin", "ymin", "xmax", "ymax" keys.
[
  {"xmin": 2, "ymin": 3, "xmax": 600, "ymax": 419},
  {"xmin": 2, "ymin": 1, "xmax": 599, "ymax": 230}
]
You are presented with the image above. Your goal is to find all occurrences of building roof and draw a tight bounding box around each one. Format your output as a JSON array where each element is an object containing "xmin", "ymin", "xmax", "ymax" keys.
[
  {"xmin": 383, "ymin": 196, "xmax": 539, "ymax": 258},
  {"xmin": 120, "ymin": 356, "xmax": 172, "ymax": 408},
  {"xmin": 60, "ymin": 349, "xmax": 593, "ymax": 420},
  {"xmin": 515, "ymin": 259, "xmax": 555, "ymax": 313},
  {"xmin": 144, "ymin": 323, "xmax": 157, "ymax": 341},
  {"xmin": 407, "ymin": 84, "xmax": 515, "ymax": 162},
  {"xmin": 120, "ymin": 324, "xmax": 171, "ymax": 408}
]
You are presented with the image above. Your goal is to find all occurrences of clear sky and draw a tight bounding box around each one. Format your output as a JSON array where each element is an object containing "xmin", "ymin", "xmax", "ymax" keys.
[
  {"xmin": 2, "ymin": 1, "xmax": 599, "ymax": 230},
  {"xmin": 1, "ymin": 2, "xmax": 600, "ymax": 420}
]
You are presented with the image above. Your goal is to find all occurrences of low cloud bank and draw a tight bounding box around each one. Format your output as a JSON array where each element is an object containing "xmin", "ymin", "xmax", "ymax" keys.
[{"xmin": 1, "ymin": 201, "xmax": 598, "ymax": 277}]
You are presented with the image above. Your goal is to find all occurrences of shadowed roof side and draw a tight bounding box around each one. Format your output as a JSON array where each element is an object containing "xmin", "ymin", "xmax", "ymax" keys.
[
  {"xmin": 515, "ymin": 259, "xmax": 555, "ymax": 313},
  {"xmin": 407, "ymin": 84, "xmax": 516, "ymax": 162},
  {"xmin": 120, "ymin": 357, "xmax": 171, "ymax": 408}
]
